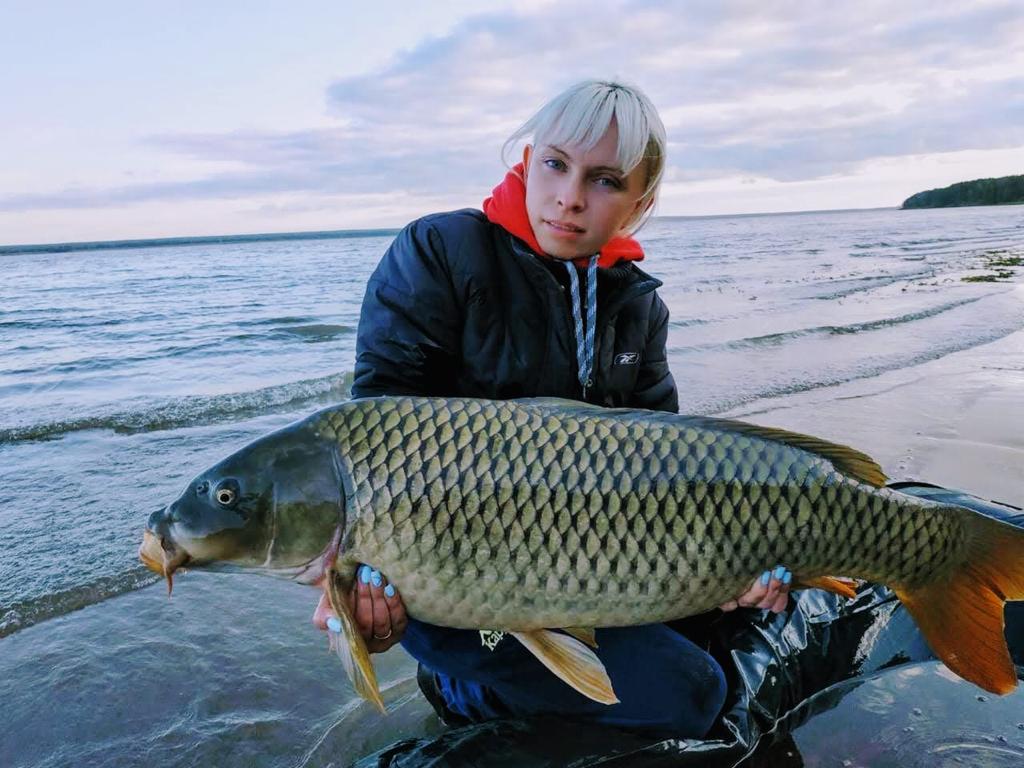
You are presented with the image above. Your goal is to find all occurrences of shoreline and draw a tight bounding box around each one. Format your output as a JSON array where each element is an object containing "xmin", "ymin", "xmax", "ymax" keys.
[{"xmin": 727, "ymin": 316, "xmax": 1024, "ymax": 505}]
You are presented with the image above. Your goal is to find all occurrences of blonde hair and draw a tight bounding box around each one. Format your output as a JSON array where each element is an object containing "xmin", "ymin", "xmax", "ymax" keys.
[{"xmin": 502, "ymin": 79, "xmax": 667, "ymax": 233}]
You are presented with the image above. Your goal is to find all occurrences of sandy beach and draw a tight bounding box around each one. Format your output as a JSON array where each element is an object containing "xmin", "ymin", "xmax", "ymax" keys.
[{"xmin": 730, "ymin": 299, "xmax": 1024, "ymax": 507}]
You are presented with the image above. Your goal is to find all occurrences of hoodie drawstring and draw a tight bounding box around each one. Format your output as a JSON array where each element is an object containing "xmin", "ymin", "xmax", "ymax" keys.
[{"xmin": 564, "ymin": 256, "xmax": 598, "ymax": 399}]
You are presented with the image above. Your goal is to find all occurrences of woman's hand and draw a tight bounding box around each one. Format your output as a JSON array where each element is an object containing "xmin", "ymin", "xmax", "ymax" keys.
[
  {"xmin": 312, "ymin": 564, "xmax": 408, "ymax": 653},
  {"xmin": 719, "ymin": 565, "xmax": 792, "ymax": 614}
]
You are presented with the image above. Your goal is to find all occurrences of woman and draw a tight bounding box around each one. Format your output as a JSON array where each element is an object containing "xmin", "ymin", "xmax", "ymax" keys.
[{"xmin": 312, "ymin": 80, "xmax": 792, "ymax": 738}]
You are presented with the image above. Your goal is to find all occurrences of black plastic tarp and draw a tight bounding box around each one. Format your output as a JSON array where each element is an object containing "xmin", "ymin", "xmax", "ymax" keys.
[{"xmin": 356, "ymin": 483, "xmax": 1024, "ymax": 768}]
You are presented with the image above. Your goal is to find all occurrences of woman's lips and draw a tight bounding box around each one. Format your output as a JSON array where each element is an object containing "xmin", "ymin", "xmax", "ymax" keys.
[{"xmin": 544, "ymin": 220, "xmax": 585, "ymax": 237}]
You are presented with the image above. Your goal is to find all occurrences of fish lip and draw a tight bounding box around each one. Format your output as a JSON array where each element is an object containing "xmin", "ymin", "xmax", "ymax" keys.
[{"xmin": 139, "ymin": 529, "xmax": 192, "ymax": 587}]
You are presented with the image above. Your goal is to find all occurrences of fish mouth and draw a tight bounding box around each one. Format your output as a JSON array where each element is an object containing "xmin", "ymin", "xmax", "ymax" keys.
[{"xmin": 139, "ymin": 529, "xmax": 192, "ymax": 595}]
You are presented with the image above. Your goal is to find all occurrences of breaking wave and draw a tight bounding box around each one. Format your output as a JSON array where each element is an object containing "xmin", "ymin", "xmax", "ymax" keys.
[
  {"xmin": 676, "ymin": 296, "xmax": 988, "ymax": 354},
  {"xmin": 0, "ymin": 569, "xmax": 161, "ymax": 638},
  {"xmin": 698, "ymin": 322, "xmax": 1024, "ymax": 416},
  {"xmin": 0, "ymin": 371, "xmax": 353, "ymax": 444}
]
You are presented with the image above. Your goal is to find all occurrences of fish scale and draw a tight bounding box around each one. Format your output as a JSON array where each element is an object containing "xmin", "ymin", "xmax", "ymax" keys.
[{"xmin": 317, "ymin": 396, "xmax": 963, "ymax": 629}]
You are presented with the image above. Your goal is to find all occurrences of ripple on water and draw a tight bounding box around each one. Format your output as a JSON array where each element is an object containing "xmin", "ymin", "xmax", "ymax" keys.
[
  {"xmin": 0, "ymin": 572, "xmax": 435, "ymax": 768},
  {"xmin": 787, "ymin": 662, "xmax": 1024, "ymax": 767}
]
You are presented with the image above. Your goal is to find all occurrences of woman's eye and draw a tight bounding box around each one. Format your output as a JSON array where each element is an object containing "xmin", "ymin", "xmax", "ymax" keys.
[
  {"xmin": 543, "ymin": 158, "xmax": 566, "ymax": 171},
  {"xmin": 596, "ymin": 176, "xmax": 623, "ymax": 189}
]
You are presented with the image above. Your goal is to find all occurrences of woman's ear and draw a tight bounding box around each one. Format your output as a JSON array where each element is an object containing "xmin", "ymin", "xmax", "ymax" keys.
[{"xmin": 521, "ymin": 144, "xmax": 532, "ymax": 180}]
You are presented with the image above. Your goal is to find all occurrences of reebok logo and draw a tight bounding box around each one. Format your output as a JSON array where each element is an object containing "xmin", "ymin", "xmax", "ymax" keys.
[{"xmin": 615, "ymin": 352, "xmax": 640, "ymax": 365}]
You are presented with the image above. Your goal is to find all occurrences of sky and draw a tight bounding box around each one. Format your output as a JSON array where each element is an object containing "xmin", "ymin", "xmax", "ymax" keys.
[{"xmin": 2, "ymin": 0, "xmax": 1023, "ymax": 245}]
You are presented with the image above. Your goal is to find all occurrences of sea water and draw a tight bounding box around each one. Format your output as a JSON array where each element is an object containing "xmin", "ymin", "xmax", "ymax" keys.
[{"xmin": 1, "ymin": 205, "xmax": 1023, "ymax": 766}]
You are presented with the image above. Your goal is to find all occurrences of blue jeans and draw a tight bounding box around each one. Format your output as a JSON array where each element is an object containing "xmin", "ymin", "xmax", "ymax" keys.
[{"xmin": 400, "ymin": 619, "xmax": 727, "ymax": 739}]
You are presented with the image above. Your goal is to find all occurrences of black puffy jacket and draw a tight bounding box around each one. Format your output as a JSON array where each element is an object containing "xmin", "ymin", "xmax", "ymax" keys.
[{"xmin": 352, "ymin": 209, "xmax": 678, "ymax": 412}]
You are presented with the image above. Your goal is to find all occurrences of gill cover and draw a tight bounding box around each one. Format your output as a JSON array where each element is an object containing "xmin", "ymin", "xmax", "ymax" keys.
[{"xmin": 146, "ymin": 421, "xmax": 344, "ymax": 574}]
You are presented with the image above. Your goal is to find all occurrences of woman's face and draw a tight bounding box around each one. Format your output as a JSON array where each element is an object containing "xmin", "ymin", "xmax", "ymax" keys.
[{"xmin": 524, "ymin": 122, "xmax": 649, "ymax": 260}]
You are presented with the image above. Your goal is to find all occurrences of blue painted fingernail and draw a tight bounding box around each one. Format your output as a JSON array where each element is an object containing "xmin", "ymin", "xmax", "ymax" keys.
[
  {"xmin": 359, "ymin": 565, "xmax": 372, "ymax": 584},
  {"xmin": 773, "ymin": 565, "xmax": 786, "ymax": 580},
  {"xmin": 783, "ymin": 571, "xmax": 792, "ymax": 585},
  {"xmin": 384, "ymin": 584, "xmax": 396, "ymax": 598},
  {"xmin": 326, "ymin": 617, "xmax": 342, "ymax": 633},
  {"xmin": 371, "ymin": 570, "xmax": 382, "ymax": 587},
  {"xmin": 761, "ymin": 570, "xmax": 770, "ymax": 586}
]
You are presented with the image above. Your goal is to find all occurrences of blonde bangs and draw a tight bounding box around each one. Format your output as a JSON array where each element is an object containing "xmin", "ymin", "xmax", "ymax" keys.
[{"xmin": 503, "ymin": 80, "xmax": 667, "ymax": 233}]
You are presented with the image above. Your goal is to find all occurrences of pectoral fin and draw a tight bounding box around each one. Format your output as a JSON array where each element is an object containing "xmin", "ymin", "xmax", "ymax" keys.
[
  {"xmin": 326, "ymin": 569, "xmax": 385, "ymax": 713},
  {"xmin": 511, "ymin": 629, "xmax": 618, "ymax": 705}
]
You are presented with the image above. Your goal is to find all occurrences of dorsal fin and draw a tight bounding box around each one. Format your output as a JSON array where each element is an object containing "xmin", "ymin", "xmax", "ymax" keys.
[
  {"xmin": 515, "ymin": 397, "xmax": 602, "ymax": 409},
  {"xmin": 678, "ymin": 416, "xmax": 888, "ymax": 488},
  {"xmin": 511, "ymin": 400, "xmax": 887, "ymax": 488}
]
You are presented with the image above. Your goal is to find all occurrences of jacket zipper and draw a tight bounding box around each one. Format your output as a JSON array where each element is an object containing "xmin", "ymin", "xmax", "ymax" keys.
[{"xmin": 507, "ymin": 235, "xmax": 659, "ymax": 400}]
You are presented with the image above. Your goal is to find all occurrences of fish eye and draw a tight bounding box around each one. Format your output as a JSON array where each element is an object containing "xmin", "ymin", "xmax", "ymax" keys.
[{"xmin": 214, "ymin": 479, "xmax": 240, "ymax": 507}]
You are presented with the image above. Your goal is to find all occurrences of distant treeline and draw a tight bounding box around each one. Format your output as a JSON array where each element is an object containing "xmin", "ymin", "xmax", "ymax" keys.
[{"xmin": 901, "ymin": 175, "xmax": 1024, "ymax": 209}]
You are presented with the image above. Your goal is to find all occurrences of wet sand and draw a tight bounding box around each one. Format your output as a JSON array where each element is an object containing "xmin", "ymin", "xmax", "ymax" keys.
[{"xmin": 729, "ymin": 314, "xmax": 1024, "ymax": 506}]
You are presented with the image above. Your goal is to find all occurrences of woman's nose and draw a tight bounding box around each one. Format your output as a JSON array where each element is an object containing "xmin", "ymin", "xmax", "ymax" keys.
[{"xmin": 557, "ymin": 174, "xmax": 586, "ymax": 211}]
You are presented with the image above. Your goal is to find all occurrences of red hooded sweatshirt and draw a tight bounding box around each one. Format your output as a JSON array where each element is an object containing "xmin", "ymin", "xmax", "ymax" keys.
[{"xmin": 482, "ymin": 163, "xmax": 645, "ymax": 269}]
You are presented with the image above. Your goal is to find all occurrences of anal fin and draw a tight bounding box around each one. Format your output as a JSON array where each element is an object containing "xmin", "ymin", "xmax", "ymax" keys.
[
  {"xmin": 511, "ymin": 629, "xmax": 618, "ymax": 705},
  {"xmin": 796, "ymin": 576, "xmax": 859, "ymax": 599}
]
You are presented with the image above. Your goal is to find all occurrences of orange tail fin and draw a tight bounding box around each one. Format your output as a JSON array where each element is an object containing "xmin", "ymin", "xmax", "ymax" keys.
[{"xmin": 894, "ymin": 509, "xmax": 1024, "ymax": 695}]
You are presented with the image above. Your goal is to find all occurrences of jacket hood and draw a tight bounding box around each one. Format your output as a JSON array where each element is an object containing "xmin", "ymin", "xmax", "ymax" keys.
[{"xmin": 482, "ymin": 163, "xmax": 645, "ymax": 269}]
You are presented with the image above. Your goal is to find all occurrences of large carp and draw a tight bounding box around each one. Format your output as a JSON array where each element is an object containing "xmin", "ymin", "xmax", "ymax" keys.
[{"xmin": 140, "ymin": 396, "xmax": 1024, "ymax": 710}]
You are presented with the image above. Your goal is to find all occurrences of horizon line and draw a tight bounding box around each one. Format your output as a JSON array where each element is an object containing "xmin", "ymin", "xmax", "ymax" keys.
[{"xmin": 1, "ymin": 205, "xmax": 903, "ymax": 254}]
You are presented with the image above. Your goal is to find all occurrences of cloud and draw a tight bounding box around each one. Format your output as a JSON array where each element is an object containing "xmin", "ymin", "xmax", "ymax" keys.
[{"xmin": 4, "ymin": 0, "xmax": 1023, "ymax": 214}]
